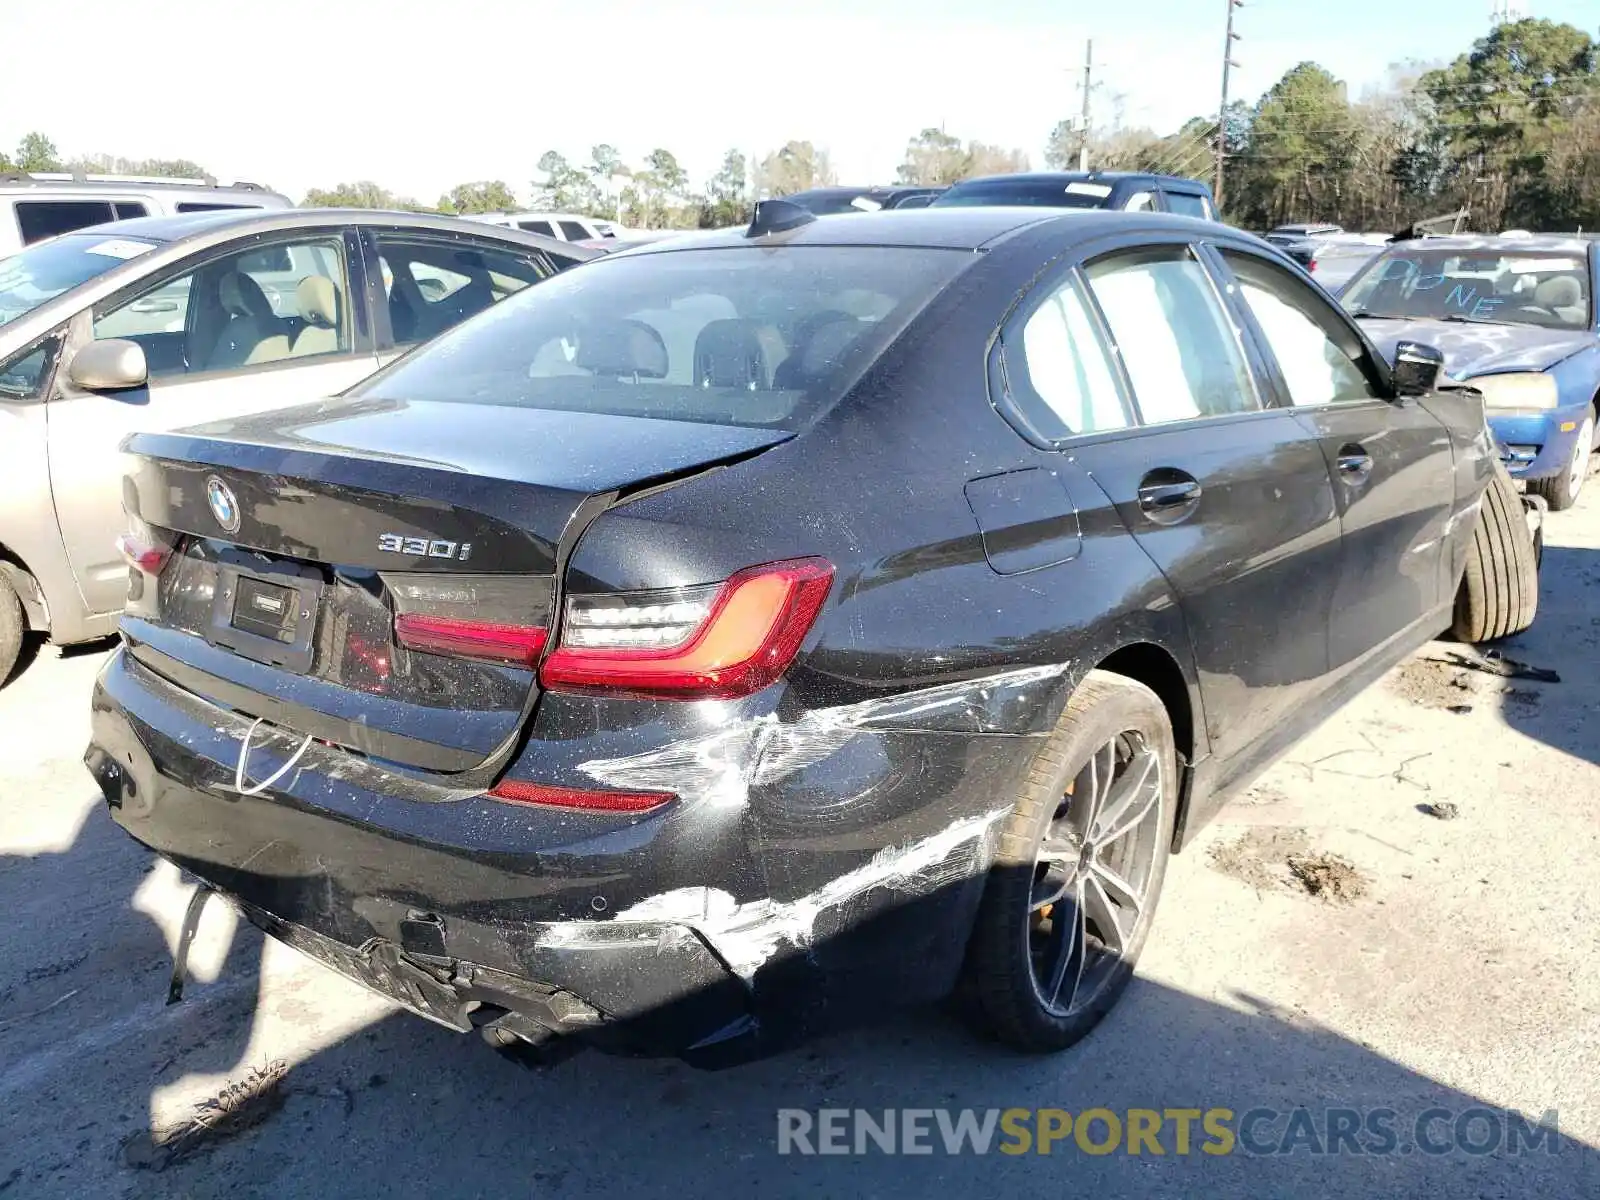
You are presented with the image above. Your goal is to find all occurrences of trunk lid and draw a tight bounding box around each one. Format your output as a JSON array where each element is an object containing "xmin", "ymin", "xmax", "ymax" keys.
[{"xmin": 121, "ymin": 398, "xmax": 791, "ymax": 775}]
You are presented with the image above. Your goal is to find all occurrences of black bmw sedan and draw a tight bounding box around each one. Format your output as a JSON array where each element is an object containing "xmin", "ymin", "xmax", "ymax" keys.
[{"xmin": 87, "ymin": 203, "xmax": 1538, "ymax": 1063}]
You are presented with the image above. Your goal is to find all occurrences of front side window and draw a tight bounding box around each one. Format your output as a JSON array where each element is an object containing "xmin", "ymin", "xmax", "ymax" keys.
[
  {"xmin": 355, "ymin": 245, "xmax": 972, "ymax": 431},
  {"xmin": 1014, "ymin": 276, "xmax": 1128, "ymax": 436},
  {"xmin": 558, "ymin": 220, "xmax": 591, "ymax": 241},
  {"xmin": 373, "ymin": 235, "xmax": 546, "ymax": 348},
  {"xmin": 1085, "ymin": 248, "xmax": 1259, "ymax": 424},
  {"xmin": 518, "ymin": 220, "xmax": 556, "ymax": 237},
  {"xmin": 14, "ymin": 201, "xmax": 116, "ymax": 245},
  {"xmin": 1343, "ymin": 247, "xmax": 1592, "ymax": 331},
  {"xmin": 1222, "ymin": 250, "xmax": 1382, "ymax": 407},
  {"xmin": 93, "ymin": 236, "xmax": 352, "ymax": 377}
]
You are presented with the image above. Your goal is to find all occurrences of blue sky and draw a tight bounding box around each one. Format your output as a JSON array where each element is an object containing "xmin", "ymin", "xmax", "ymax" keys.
[{"xmin": 2, "ymin": 0, "xmax": 1596, "ymax": 202}]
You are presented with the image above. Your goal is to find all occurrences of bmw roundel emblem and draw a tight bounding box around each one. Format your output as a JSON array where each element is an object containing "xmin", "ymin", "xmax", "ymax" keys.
[{"xmin": 206, "ymin": 476, "xmax": 241, "ymax": 534}]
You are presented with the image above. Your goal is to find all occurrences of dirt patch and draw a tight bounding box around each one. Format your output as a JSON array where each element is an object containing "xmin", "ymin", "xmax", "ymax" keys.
[
  {"xmin": 1285, "ymin": 852, "xmax": 1369, "ymax": 902},
  {"xmin": 1208, "ymin": 827, "xmax": 1312, "ymax": 892},
  {"xmin": 122, "ymin": 1060, "xmax": 289, "ymax": 1171},
  {"xmin": 1388, "ymin": 658, "xmax": 1477, "ymax": 709},
  {"xmin": 1209, "ymin": 828, "xmax": 1371, "ymax": 903}
]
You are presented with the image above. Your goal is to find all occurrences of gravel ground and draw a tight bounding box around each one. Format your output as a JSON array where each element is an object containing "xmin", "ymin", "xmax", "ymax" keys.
[{"xmin": 2, "ymin": 491, "xmax": 1598, "ymax": 1198}]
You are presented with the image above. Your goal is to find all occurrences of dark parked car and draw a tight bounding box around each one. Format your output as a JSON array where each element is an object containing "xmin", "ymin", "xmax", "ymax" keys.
[
  {"xmin": 934, "ymin": 171, "xmax": 1218, "ymax": 220},
  {"xmin": 89, "ymin": 204, "xmax": 1539, "ymax": 1066},
  {"xmin": 1264, "ymin": 222, "xmax": 1344, "ymax": 247},
  {"xmin": 779, "ymin": 185, "xmax": 945, "ymax": 214}
]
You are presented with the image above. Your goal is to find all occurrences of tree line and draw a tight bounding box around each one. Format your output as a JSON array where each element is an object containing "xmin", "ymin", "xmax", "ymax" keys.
[
  {"xmin": 1059, "ymin": 18, "xmax": 1600, "ymax": 233},
  {"xmin": 6, "ymin": 19, "xmax": 1595, "ymax": 234}
]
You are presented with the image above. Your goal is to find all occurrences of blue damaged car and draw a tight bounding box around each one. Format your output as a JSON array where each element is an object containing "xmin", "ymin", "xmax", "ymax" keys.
[{"xmin": 1341, "ymin": 234, "xmax": 1600, "ymax": 509}]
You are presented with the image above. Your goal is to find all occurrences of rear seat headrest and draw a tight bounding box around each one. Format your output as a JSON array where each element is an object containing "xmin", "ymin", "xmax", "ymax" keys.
[{"xmin": 574, "ymin": 318, "xmax": 668, "ymax": 379}]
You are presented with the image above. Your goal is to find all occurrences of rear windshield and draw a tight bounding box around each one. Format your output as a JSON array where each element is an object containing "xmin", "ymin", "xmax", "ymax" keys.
[
  {"xmin": 0, "ymin": 232, "xmax": 158, "ymax": 327},
  {"xmin": 355, "ymin": 245, "xmax": 971, "ymax": 430},
  {"xmin": 934, "ymin": 180, "xmax": 1112, "ymax": 209}
]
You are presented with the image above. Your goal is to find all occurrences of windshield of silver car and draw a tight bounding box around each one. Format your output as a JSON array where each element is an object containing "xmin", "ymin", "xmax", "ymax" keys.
[{"xmin": 0, "ymin": 233, "xmax": 158, "ymax": 327}]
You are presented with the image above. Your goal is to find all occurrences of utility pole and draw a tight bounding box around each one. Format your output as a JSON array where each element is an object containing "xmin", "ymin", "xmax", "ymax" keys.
[
  {"xmin": 1216, "ymin": 0, "xmax": 1242, "ymax": 211},
  {"xmin": 1078, "ymin": 40, "xmax": 1094, "ymax": 172}
]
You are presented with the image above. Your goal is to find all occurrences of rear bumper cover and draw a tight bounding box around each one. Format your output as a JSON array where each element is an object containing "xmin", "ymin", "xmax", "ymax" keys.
[{"xmin": 89, "ymin": 648, "xmax": 1058, "ymax": 1058}]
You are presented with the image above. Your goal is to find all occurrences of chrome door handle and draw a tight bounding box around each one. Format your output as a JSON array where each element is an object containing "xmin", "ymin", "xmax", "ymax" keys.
[
  {"xmin": 1138, "ymin": 480, "xmax": 1203, "ymax": 510},
  {"xmin": 1336, "ymin": 445, "xmax": 1373, "ymax": 480}
]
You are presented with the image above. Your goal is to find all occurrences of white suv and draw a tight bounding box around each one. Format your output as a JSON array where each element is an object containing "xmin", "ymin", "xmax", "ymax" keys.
[
  {"xmin": 465, "ymin": 211, "xmax": 621, "ymax": 242},
  {"xmin": 0, "ymin": 173, "xmax": 291, "ymax": 256}
]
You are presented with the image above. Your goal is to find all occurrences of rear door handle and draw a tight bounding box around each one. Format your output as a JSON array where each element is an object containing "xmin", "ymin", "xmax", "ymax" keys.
[
  {"xmin": 1137, "ymin": 472, "xmax": 1203, "ymax": 524},
  {"xmin": 1336, "ymin": 444, "xmax": 1373, "ymax": 481}
]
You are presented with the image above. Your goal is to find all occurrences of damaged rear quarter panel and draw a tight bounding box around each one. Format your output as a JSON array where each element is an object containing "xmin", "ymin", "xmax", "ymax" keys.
[{"xmin": 538, "ymin": 309, "xmax": 1202, "ymax": 1010}]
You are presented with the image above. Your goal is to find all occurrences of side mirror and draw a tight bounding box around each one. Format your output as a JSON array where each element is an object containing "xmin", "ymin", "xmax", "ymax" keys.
[
  {"xmin": 1391, "ymin": 340, "xmax": 1444, "ymax": 398},
  {"xmin": 68, "ymin": 339, "xmax": 148, "ymax": 392}
]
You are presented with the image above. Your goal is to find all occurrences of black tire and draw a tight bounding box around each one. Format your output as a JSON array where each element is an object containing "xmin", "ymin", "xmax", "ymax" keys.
[
  {"xmin": 1528, "ymin": 411, "xmax": 1593, "ymax": 512},
  {"xmin": 0, "ymin": 573, "xmax": 22, "ymax": 687},
  {"xmin": 963, "ymin": 670, "xmax": 1177, "ymax": 1053},
  {"xmin": 1452, "ymin": 461, "xmax": 1539, "ymax": 643}
]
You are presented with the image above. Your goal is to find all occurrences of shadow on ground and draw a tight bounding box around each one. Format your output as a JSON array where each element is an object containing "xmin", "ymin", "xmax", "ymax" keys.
[{"xmin": 0, "ymin": 795, "xmax": 1592, "ymax": 1200}]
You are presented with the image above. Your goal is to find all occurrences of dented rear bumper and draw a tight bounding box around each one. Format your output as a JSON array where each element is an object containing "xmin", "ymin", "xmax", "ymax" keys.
[{"xmin": 87, "ymin": 648, "xmax": 1065, "ymax": 1058}]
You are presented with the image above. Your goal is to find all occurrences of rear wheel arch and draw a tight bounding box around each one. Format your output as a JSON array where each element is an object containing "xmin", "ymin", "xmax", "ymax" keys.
[
  {"xmin": 1093, "ymin": 642, "xmax": 1197, "ymax": 847},
  {"xmin": 0, "ymin": 541, "xmax": 48, "ymax": 633}
]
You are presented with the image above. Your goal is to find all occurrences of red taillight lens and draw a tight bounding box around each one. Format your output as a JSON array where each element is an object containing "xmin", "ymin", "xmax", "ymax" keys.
[
  {"xmin": 541, "ymin": 557, "xmax": 834, "ymax": 700},
  {"xmin": 486, "ymin": 780, "xmax": 675, "ymax": 812},
  {"xmin": 394, "ymin": 615, "xmax": 548, "ymax": 666},
  {"xmin": 116, "ymin": 532, "xmax": 170, "ymax": 575}
]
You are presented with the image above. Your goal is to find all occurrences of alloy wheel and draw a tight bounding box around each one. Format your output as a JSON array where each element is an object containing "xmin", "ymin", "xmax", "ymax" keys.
[{"xmin": 1027, "ymin": 731, "xmax": 1164, "ymax": 1018}]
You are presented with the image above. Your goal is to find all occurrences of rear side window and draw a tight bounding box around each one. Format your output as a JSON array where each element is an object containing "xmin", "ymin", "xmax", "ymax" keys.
[
  {"xmin": 1014, "ymin": 276, "xmax": 1129, "ymax": 436},
  {"xmin": 373, "ymin": 235, "xmax": 546, "ymax": 348},
  {"xmin": 356, "ymin": 245, "xmax": 971, "ymax": 431},
  {"xmin": 1164, "ymin": 191, "xmax": 1212, "ymax": 220},
  {"xmin": 14, "ymin": 201, "xmax": 116, "ymax": 245},
  {"xmin": 558, "ymin": 220, "xmax": 590, "ymax": 241},
  {"xmin": 1085, "ymin": 248, "xmax": 1259, "ymax": 424},
  {"xmin": 518, "ymin": 220, "xmax": 556, "ymax": 237}
]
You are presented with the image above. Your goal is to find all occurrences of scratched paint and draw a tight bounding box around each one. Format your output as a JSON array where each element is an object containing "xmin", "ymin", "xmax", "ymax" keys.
[
  {"xmin": 577, "ymin": 662, "xmax": 1071, "ymax": 811},
  {"xmin": 541, "ymin": 808, "xmax": 1009, "ymax": 979}
]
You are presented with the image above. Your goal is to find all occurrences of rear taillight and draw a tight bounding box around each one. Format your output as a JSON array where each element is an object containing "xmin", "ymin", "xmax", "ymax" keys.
[
  {"xmin": 394, "ymin": 615, "xmax": 548, "ymax": 666},
  {"xmin": 117, "ymin": 521, "xmax": 174, "ymax": 576},
  {"xmin": 386, "ymin": 573, "xmax": 554, "ymax": 668},
  {"xmin": 541, "ymin": 557, "xmax": 833, "ymax": 700},
  {"xmin": 486, "ymin": 780, "xmax": 675, "ymax": 812}
]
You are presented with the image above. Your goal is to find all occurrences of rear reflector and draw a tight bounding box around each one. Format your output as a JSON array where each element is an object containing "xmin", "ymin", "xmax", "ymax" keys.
[
  {"xmin": 541, "ymin": 557, "xmax": 833, "ymax": 700},
  {"xmin": 394, "ymin": 615, "xmax": 548, "ymax": 666},
  {"xmin": 486, "ymin": 780, "xmax": 675, "ymax": 812}
]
